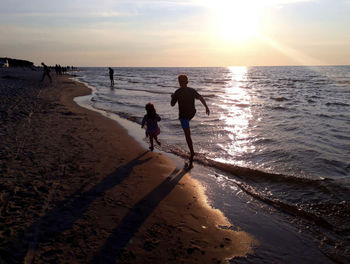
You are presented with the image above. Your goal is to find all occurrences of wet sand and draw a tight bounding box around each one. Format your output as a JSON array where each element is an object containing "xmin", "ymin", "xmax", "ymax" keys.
[{"xmin": 0, "ymin": 68, "xmax": 256, "ymax": 263}]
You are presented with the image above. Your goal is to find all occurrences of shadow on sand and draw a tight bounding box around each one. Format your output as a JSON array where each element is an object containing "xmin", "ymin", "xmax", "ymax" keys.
[
  {"xmin": 91, "ymin": 167, "xmax": 188, "ymax": 263},
  {"xmin": 3, "ymin": 151, "xmax": 151, "ymax": 263}
]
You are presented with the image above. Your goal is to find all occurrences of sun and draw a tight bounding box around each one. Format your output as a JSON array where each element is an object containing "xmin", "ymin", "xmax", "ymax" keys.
[{"xmin": 205, "ymin": 0, "xmax": 263, "ymax": 43}]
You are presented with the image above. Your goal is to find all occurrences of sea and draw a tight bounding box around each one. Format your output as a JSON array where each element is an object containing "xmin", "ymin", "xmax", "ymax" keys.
[{"xmin": 73, "ymin": 66, "xmax": 350, "ymax": 263}]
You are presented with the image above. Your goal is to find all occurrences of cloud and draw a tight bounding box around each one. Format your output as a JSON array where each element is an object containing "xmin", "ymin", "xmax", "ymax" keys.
[
  {"xmin": 191, "ymin": 0, "xmax": 316, "ymax": 8},
  {"xmin": 6, "ymin": 11, "xmax": 131, "ymax": 18}
]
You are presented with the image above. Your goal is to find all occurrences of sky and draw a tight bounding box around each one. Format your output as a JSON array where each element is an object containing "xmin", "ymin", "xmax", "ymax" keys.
[{"xmin": 0, "ymin": 0, "xmax": 349, "ymax": 66}]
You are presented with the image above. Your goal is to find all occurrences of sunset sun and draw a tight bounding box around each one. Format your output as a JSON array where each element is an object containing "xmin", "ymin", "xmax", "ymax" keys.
[{"xmin": 206, "ymin": 0, "xmax": 262, "ymax": 43}]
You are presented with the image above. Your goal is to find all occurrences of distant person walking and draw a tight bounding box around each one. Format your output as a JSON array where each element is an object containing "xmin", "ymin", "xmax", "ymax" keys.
[
  {"xmin": 141, "ymin": 103, "xmax": 161, "ymax": 151},
  {"xmin": 171, "ymin": 74, "xmax": 210, "ymax": 168},
  {"xmin": 108, "ymin": 67, "xmax": 114, "ymax": 86},
  {"xmin": 41, "ymin": 62, "xmax": 52, "ymax": 82}
]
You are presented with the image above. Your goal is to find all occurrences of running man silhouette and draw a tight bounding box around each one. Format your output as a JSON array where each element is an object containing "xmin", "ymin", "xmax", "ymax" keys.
[{"xmin": 171, "ymin": 74, "xmax": 210, "ymax": 168}]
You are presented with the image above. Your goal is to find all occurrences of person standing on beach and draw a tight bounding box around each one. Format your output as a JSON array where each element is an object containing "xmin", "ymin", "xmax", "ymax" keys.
[
  {"xmin": 108, "ymin": 67, "xmax": 114, "ymax": 87},
  {"xmin": 171, "ymin": 74, "xmax": 210, "ymax": 168},
  {"xmin": 141, "ymin": 103, "xmax": 161, "ymax": 151},
  {"xmin": 41, "ymin": 62, "xmax": 52, "ymax": 83}
]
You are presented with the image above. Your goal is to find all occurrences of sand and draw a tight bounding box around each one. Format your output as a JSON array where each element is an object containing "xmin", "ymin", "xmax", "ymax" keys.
[{"xmin": 0, "ymin": 68, "xmax": 256, "ymax": 263}]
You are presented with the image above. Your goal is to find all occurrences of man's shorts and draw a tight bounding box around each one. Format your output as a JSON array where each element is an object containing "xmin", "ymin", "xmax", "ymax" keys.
[{"xmin": 180, "ymin": 118, "xmax": 190, "ymax": 129}]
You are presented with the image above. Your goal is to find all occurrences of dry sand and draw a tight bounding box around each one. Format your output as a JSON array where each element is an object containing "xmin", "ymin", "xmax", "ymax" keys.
[{"xmin": 0, "ymin": 68, "xmax": 256, "ymax": 263}]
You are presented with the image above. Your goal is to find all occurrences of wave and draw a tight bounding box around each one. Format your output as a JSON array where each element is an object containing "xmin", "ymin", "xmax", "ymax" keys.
[
  {"xmin": 160, "ymin": 143, "xmax": 350, "ymax": 231},
  {"xmin": 157, "ymin": 84, "xmax": 178, "ymax": 89},
  {"xmin": 93, "ymin": 106, "xmax": 143, "ymax": 124},
  {"xmin": 202, "ymin": 79, "xmax": 230, "ymax": 84},
  {"xmin": 310, "ymin": 95, "xmax": 322, "ymax": 99},
  {"xmin": 332, "ymin": 134, "xmax": 350, "ymax": 141},
  {"xmin": 270, "ymin": 97, "xmax": 289, "ymax": 102},
  {"xmin": 336, "ymin": 80, "xmax": 350, "ymax": 85},
  {"xmin": 118, "ymin": 74, "xmax": 137, "ymax": 78},
  {"xmin": 203, "ymin": 94, "xmax": 216, "ymax": 98},
  {"xmin": 113, "ymin": 86, "xmax": 216, "ymax": 99},
  {"xmin": 278, "ymin": 78, "xmax": 305, "ymax": 82},
  {"xmin": 117, "ymin": 87, "xmax": 172, "ymax": 95},
  {"xmin": 144, "ymin": 76, "xmax": 160, "ymax": 79},
  {"xmin": 255, "ymin": 138, "xmax": 275, "ymax": 145},
  {"xmin": 127, "ymin": 80, "xmax": 142, "ymax": 84},
  {"xmin": 92, "ymin": 96, "xmax": 144, "ymax": 113},
  {"xmin": 234, "ymin": 103, "xmax": 250, "ymax": 108},
  {"xmin": 268, "ymin": 106, "xmax": 289, "ymax": 111},
  {"xmin": 162, "ymin": 144, "xmax": 335, "ymax": 187},
  {"xmin": 233, "ymin": 180, "xmax": 335, "ymax": 230},
  {"xmin": 317, "ymin": 113, "xmax": 332, "ymax": 119},
  {"xmin": 114, "ymin": 111, "xmax": 141, "ymax": 123},
  {"xmin": 325, "ymin": 102, "xmax": 350, "ymax": 107},
  {"xmin": 314, "ymin": 158, "xmax": 348, "ymax": 174}
]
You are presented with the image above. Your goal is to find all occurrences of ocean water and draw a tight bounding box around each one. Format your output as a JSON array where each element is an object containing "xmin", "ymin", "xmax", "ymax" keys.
[{"xmin": 74, "ymin": 66, "xmax": 350, "ymax": 262}]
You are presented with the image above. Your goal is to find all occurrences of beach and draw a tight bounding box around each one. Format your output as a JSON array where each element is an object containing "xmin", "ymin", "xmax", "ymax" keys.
[{"xmin": 0, "ymin": 68, "xmax": 255, "ymax": 263}]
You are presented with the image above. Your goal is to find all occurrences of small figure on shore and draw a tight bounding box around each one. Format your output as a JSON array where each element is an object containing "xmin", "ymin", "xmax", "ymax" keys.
[
  {"xmin": 141, "ymin": 103, "xmax": 161, "ymax": 151},
  {"xmin": 108, "ymin": 67, "xmax": 114, "ymax": 87},
  {"xmin": 41, "ymin": 62, "xmax": 52, "ymax": 83},
  {"xmin": 171, "ymin": 74, "xmax": 210, "ymax": 169}
]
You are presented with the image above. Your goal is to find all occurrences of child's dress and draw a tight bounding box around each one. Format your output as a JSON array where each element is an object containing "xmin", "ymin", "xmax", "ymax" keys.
[{"xmin": 142, "ymin": 114, "xmax": 161, "ymax": 137}]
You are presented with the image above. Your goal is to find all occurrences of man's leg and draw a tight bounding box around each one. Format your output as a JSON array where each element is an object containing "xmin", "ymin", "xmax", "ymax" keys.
[{"xmin": 183, "ymin": 128, "xmax": 194, "ymax": 165}]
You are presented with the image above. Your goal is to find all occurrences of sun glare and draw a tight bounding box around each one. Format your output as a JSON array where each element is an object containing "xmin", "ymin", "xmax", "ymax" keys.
[
  {"xmin": 205, "ymin": 0, "xmax": 262, "ymax": 43},
  {"xmin": 216, "ymin": 66, "xmax": 255, "ymax": 162}
]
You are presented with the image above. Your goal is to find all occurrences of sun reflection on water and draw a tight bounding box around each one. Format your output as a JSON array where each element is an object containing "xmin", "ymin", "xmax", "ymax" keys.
[{"xmin": 217, "ymin": 66, "xmax": 255, "ymax": 164}]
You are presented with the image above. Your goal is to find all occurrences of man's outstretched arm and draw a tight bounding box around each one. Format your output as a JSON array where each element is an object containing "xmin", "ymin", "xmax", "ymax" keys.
[{"xmin": 198, "ymin": 95, "xmax": 210, "ymax": 116}]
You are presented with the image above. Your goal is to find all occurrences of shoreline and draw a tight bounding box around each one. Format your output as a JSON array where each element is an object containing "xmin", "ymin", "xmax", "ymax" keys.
[
  {"xmin": 0, "ymin": 68, "xmax": 256, "ymax": 263},
  {"xmin": 67, "ymin": 73, "xmax": 257, "ymax": 262}
]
